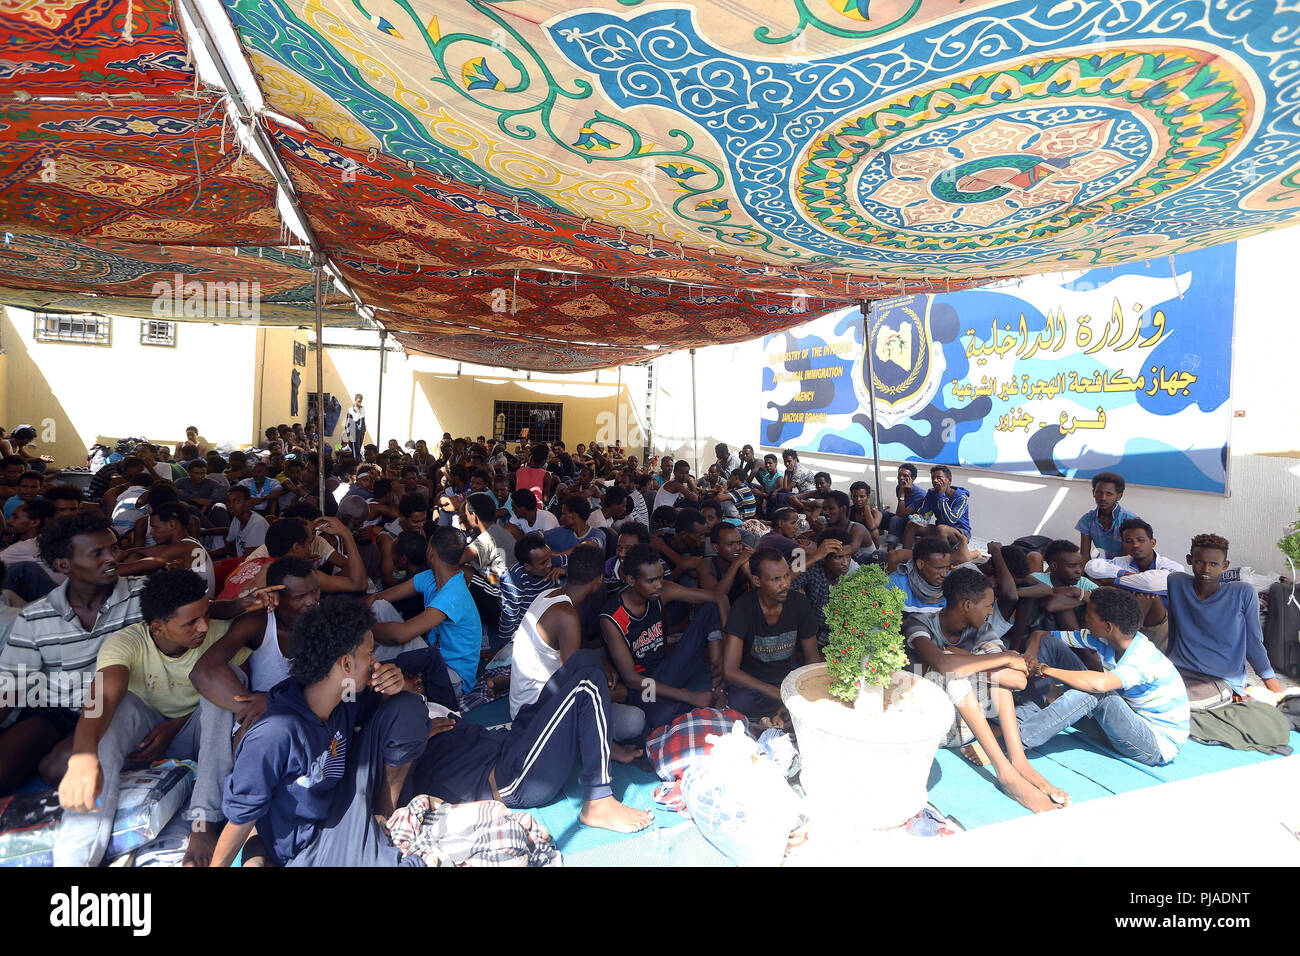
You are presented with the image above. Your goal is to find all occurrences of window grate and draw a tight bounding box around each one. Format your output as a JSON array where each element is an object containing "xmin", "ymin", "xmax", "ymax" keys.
[
  {"xmin": 293, "ymin": 340, "xmax": 307, "ymax": 366},
  {"xmin": 139, "ymin": 319, "xmax": 177, "ymax": 347},
  {"xmin": 494, "ymin": 400, "xmax": 563, "ymax": 445},
  {"xmin": 33, "ymin": 312, "xmax": 111, "ymax": 346}
]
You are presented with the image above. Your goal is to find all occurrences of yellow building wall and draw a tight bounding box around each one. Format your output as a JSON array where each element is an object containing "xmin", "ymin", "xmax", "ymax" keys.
[
  {"xmin": 2, "ymin": 307, "xmax": 652, "ymax": 466},
  {"xmin": 298, "ymin": 342, "xmax": 648, "ymax": 453},
  {"xmin": 0, "ymin": 350, "xmax": 8, "ymax": 438},
  {"xmin": 252, "ymin": 327, "xmax": 311, "ymax": 441},
  {"xmin": 1, "ymin": 307, "xmax": 258, "ymax": 466}
]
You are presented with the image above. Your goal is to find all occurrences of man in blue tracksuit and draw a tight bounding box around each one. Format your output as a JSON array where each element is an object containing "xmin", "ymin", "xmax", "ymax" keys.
[{"xmin": 213, "ymin": 597, "xmax": 432, "ymax": 867}]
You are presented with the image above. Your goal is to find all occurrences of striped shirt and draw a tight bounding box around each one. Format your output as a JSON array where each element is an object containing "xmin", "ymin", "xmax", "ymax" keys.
[
  {"xmin": 0, "ymin": 576, "xmax": 147, "ymax": 711},
  {"xmin": 1056, "ymin": 629, "xmax": 1188, "ymax": 762},
  {"xmin": 497, "ymin": 564, "xmax": 556, "ymax": 643},
  {"xmin": 728, "ymin": 486, "xmax": 757, "ymax": 520}
]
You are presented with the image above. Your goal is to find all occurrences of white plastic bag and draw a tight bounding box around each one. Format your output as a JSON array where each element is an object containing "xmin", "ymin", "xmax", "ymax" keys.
[{"xmin": 680, "ymin": 722, "xmax": 803, "ymax": 867}]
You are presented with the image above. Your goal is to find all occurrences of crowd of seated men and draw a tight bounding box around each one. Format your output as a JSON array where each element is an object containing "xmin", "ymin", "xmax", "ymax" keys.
[{"xmin": 0, "ymin": 423, "xmax": 1286, "ymax": 863}]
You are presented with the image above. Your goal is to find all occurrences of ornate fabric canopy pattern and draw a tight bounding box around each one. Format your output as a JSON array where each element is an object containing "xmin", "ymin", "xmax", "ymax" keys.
[
  {"xmin": 0, "ymin": 103, "xmax": 284, "ymax": 245},
  {"xmin": 223, "ymin": 0, "xmax": 1300, "ymax": 280},
  {"xmin": 272, "ymin": 120, "xmax": 984, "ymax": 359},
  {"xmin": 390, "ymin": 327, "xmax": 653, "ymax": 373},
  {"xmin": 6, "ymin": 2, "xmax": 1300, "ymax": 372},
  {"xmin": 0, "ymin": 0, "xmax": 195, "ymax": 96}
]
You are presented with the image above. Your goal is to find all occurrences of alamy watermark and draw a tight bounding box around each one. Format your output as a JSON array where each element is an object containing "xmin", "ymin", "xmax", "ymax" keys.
[
  {"xmin": 0, "ymin": 668, "xmax": 101, "ymax": 716},
  {"xmin": 151, "ymin": 273, "xmax": 260, "ymax": 322}
]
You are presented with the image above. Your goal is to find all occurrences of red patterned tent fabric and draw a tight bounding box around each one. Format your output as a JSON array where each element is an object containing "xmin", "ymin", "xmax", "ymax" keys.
[
  {"xmin": 0, "ymin": 284, "xmax": 365, "ymax": 328},
  {"xmin": 0, "ymin": 102, "xmax": 284, "ymax": 246},
  {"xmin": 390, "ymin": 327, "xmax": 654, "ymax": 374},
  {"xmin": 0, "ymin": 0, "xmax": 194, "ymax": 96}
]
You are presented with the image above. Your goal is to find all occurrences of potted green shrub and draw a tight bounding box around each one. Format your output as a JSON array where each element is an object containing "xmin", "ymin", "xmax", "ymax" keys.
[
  {"xmin": 821, "ymin": 564, "xmax": 909, "ymax": 710},
  {"xmin": 780, "ymin": 564, "xmax": 954, "ymax": 830}
]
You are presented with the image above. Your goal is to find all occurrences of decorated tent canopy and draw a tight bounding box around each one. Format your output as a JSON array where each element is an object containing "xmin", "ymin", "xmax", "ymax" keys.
[
  {"xmin": 0, "ymin": 1, "xmax": 361, "ymax": 328},
  {"xmin": 0, "ymin": 235, "xmax": 358, "ymax": 327},
  {"xmin": 0, "ymin": 0, "xmax": 194, "ymax": 96},
  {"xmin": 0, "ymin": 102, "xmax": 283, "ymax": 245},
  {"xmin": 4, "ymin": 1, "xmax": 1300, "ymax": 369},
  {"xmin": 222, "ymin": 0, "xmax": 1300, "ymax": 276}
]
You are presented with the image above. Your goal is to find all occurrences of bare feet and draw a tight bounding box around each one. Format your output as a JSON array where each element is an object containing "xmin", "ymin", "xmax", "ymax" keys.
[
  {"xmin": 181, "ymin": 827, "xmax": 216, "ymax": 867},
  {"xmin": 610, "ymin": 742, "xmax": 643, "ymax": 764},
  {"xmin": 1012, "ymin": 758, "xmax": 1071, "ymax": 807},
  {"xmin": 579, "ymin": 795, "xmax": 654, "ymax": 833},
  {"xmin": 959, "ymin": 741, "xmax": 992, "ymax": 767},
  {"xmin": 997, "ymin": 768, "xmax": 1061, "ymax": 813}
]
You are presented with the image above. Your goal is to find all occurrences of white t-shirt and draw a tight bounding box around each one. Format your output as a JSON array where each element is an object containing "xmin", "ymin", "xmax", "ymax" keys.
[
  {"xmin": 112, "ymin": 487, "xmax": 148, "ymax": 536},
  {"xmin": 587, "ymin": 508, "xmax": 611, "ymax": 530},
  {"xmin": 227, "ymin": 512, "xmax": 269, "ymax": 557},
  {"xmin": 180, "ymin": 537, "xmax": 216, "ymax": 597},
  {"xmin": 469, "ymin": 530, "xmax": 509, "ymax": 580},
  {"xmin": 510, "ymin": 510, "xmax": 559, "ymax": 536}
]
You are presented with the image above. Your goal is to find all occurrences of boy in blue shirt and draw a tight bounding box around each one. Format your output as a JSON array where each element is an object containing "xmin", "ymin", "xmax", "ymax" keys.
[
  {"xmin": 369, "ymin": 526, "xmax": 484, "ymax": 700},
  {"xmin": 1075, "ymin": 471, "xmax": 1139, "ymax": 559},
  {"xmin": 888, "ymin": 536, "xmax": 952, "ymax": 614},
  {"xmin": 884, "ymin": 463, "xmax": 927, "ymax": 539},
  {"xmin": 1021, "ymin": 587, "xmax": 1189, "ymax": 766}
]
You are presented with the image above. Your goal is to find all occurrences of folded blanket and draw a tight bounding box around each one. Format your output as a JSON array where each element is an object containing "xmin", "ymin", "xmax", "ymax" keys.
[
  {"xmin": 387, "ymin": 795, "xmax": 561, "ymax": 867},
  {"xmin": 646, "ymin": 707, "xmax": 749, "ymax": 813}
]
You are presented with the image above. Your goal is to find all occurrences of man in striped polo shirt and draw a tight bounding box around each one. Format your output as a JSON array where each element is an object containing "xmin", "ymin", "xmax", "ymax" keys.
[
  {"xmin": 0, "ymin": 513, "xmax": 277, "ymax": 794},
  {"xmin": 0, "ymin": 513, "xmax": 146, "ymax": 794}
]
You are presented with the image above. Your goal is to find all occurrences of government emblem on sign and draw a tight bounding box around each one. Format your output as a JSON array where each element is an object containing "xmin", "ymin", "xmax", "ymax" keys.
[{"xmin": 854, "ymin": 295, "xmax": 945, "ymax": 427}]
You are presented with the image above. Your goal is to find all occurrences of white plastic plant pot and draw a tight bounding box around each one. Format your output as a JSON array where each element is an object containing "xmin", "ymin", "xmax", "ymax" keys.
[{"xmin": 780, "ymin": 664, "xmax": 954, "ymax": 831}]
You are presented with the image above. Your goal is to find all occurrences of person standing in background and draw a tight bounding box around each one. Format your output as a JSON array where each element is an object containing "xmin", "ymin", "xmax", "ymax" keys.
[{"xmin": 344, "ymin": 394, "xmax": 366, "ymax": 461}]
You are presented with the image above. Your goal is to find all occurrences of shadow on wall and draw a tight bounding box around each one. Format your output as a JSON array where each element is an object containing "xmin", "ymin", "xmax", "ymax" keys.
[
  {"xmin": 0, "ymin": 309, "xmax": 90, "ymax": 468},
  {"xmin": 659, "ymin": 433, "xmax": 740, "ymax": 474}
]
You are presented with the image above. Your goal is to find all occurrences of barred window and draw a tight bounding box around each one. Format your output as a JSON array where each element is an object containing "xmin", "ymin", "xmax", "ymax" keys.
[
  {"xmin": 293, "ymin": 340, "xmax": 307, "ymax": 366},
  {"xmin": 494, "ymin": 400, "xmax": 563, "ymax": 445},
  {"xmin": 33, "ymin": 312, "xmax": 111, "ymax": 345},
  {"xmin": 139, "ymin": 319, "xmax": 177, "ymax": 347}
]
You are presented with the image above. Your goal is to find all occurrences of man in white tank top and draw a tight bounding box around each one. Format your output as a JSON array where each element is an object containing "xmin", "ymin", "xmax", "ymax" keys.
[
  {"xmin": 115, "ymin": 502, "xmax": 217, "ymax": 597},
  {"xmin": 509, "ymin": 547, "xmax": 645, "ymax": 743},
  {"xmin": 190, "ymin": 557, "xmax": 323, "ymax": 734}
]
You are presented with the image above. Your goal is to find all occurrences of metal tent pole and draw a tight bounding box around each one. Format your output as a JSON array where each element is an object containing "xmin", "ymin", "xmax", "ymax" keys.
[
  {"xmin": 176, "ymin": 0, "xmax": 324, "ymax": 254},
  {"xmin": 644, "ymin": 359, "xmax": 655, "ymax": 463},
  {"xmin": 614, "ymin": 365, "xmax": 622, "ymax": 449},
  {"xmin": 376, "ymin": 328, "xmax": 387, "ymax": 448},
  {"xmin": 314, "ymin": 255, "xmax": 326, "ymax": 507},
  {"xmin": 860, "ymin": 300, "xmax": 883, "ymax": 509},
  {"xmin": 690, "ymin": 347, "xmax": 699, "ymax": 475}
]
